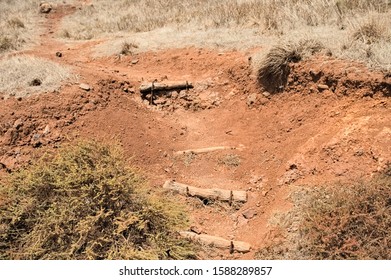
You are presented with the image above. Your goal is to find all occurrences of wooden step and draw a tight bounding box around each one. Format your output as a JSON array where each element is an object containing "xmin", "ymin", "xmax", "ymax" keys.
[
  {"xmin": 163, "ymin": 180, "xmax": 247, "ymax": 203},
  {"xmin": 179, "ymin": 231, "xmax": 251, "ymax": 253}
]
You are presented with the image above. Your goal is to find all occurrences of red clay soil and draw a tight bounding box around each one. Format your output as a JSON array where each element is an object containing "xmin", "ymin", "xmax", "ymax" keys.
[{"xmin": 0, "ymin": 2, "xmax": 390, "ymax": 259}]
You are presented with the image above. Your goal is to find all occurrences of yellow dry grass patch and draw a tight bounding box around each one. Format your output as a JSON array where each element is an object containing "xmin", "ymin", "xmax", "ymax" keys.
[{"xmin": 0, "ymin": 55, "xmax": 74, "ymax": 98}]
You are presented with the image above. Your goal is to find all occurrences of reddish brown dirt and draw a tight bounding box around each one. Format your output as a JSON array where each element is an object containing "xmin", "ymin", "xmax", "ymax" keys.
[{"xmin": 0, "ymin": 2, "xmax": 390, "ymax": 259}]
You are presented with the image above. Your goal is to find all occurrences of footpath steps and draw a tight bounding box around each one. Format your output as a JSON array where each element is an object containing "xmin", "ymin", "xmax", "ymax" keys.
[{"xmin": 163, "ymin": 178, "xmax": 252, "ymax": 254}]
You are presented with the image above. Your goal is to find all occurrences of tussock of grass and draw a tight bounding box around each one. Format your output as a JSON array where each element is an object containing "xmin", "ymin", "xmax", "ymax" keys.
[
  {"xmin": 0, "ymin": 55, "xmax": 73, "ymax": 98},
  {"xmin": 256, "ymin": 39, "xmax": 323, "ymax": 93},
  {"xmin": 0, "ymin": 141, "xmax": 195, "ymax": 260},
  {"xmin": 120, "ymin": 41, "xmax": 139, "ymax": 56},
  {"xmin": 256, "ymin": 165, "xmax": 391, "ymax": 260},
  {"xmin": 352, "ymin": 15, "xmax": 390, "ymax": 44}
]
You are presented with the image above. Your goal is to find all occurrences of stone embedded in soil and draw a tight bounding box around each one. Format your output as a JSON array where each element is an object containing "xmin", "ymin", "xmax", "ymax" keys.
[
  {"xmin": 242, "ymin": 209, "xmax": 257, "ymax": 220},
  {"xmin": 39, "ymin": 2, "xmax": 52, "ymax": 13},
  {"xmin": 13, "ymin": 119, "xmax": 23, "ymax": 129},
  {"xmin": 29, "ymin": 79, "xmax": 42, "ymax": 87},
  {"xmin": 190, "ymin": 225, "xmax": 203, "ymax": 234},
  {"xmin": 43, "ymin": 125, "xmax": 50, "ymax": 135},
  {"xmin": 247, "ymin": 93, "xmax": 257, "ymax": 106},
  {"xmin": 317, "ymin": 84, "xmax": 329, "ymax": 91},
  {"xmin": 236, "ymin": 215, "xmax": 249, "ymax": 227},
  {"xmin": 79, "ymin": 83, "xmax": 91, "ymax": 91}
]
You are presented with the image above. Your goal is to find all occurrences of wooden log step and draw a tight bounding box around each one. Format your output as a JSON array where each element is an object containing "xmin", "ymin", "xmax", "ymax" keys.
[
  {"xmin": 163, "ymin": 180, "xmax": 247, "ymax": 203},
  {"xmin": 140, "ymin": 81, "xmax": 193, "ymax": 93},
  {"xmin": 179, "ymin": 231, "xmax": 251, "ymax": 253},
  {"xmin": 174, "ymin": 145, "xmax": 245, "ymax": 156}
]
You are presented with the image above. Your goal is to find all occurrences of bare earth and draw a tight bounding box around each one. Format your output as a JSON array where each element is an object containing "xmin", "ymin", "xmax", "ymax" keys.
[{"xmin": 0, "ymin": 2, "xmax": 390, "ymax": 259}]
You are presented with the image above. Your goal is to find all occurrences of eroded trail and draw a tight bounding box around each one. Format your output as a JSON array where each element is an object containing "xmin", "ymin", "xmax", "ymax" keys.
[{"xmin": 0, "ymin": 2, "xmax": 390, "ymax": 259}]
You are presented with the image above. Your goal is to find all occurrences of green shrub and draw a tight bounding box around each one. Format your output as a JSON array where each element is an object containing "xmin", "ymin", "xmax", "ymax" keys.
[{"xmin": 0, "ymin": 141, "xmax": 195, "ymax": 260}]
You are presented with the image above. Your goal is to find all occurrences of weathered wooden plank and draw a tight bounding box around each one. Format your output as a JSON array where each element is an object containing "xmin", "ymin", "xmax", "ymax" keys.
[
  {"xmin": 179, "ymin": 231, "xmax": 251, "ymax": 253},
  {"xmin": 174, "ymin": 145, "xmax": 245, "ymax": 156},
  {"xmin": 174, "ymin": 146, "xmax": 232, "ymax": 155},
  {"xmin": 139, "ymin": 81, "xmax": 193, "ymax": 93},
  {"xmin": 163, "ymin": 180, "xmax": 247, "ymax": 203}
]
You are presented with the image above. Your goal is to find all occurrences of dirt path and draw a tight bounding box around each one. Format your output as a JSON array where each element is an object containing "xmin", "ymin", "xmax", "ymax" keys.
[{"xmin": 0, "ymin": 2, "xmax": 390, "ymax": 259}]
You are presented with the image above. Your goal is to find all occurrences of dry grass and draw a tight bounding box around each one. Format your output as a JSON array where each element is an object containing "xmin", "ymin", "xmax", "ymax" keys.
[
  {"xmin": 256, "ymin": 39, "xmax": 324, "ymax": 92},
  {"xmin": 0, "ymin": 2, "xmax": 35, "ymax": 53},
  {"xmin": 256, "ymin": 164, "xmax": 391, "ymax": 260},
  {"xmin": 0, "ymin": 55, "xmax": 74, "ymax": 98},
  {"xmin": 0, "ymin": 141, "xmax": 195, "ymax": 260},
  {"xmin": 0, "ymin": 0, "xmax": 66, "ymax": 54},
  {"xmin": 120, "ymin": 41, "xmax": 139, "ymax": 56},
  {"xmin": 70, "ymin": 0, "xmax": 391, "ymax": 71},
  {"xmin": 62, "ymin": 0, "xmax": 389, "ymax": 39}
]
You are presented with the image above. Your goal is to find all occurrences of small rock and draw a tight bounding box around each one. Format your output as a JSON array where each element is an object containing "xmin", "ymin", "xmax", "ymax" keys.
[
  {"xmin": 317, "ymin": 84, "xmax": 329, "ymax": 91},
  {"xmin": 29, "ymin": 78, "xmax": 42, "ymax": 86},
  {"xmin": 43, "ymin": 125, "xmax": 50, "ymax": 135},
  {"xmin": 242, "ymin": 208, "xmax": 257, "ymax": 219},
  {"xmin": 236, "ymin": 215, "xmax": 248, "ymax": 227},
  {"xmin": 131, "ymin": 59, "xmax": 139, "ymax": 64},
  {"xmin": 31, "ymin": 133, "xmax": 42, "ymax": 148},
  {"xmin": 79, "ymin": 83, "xmax": 91, "ymax": 91},
  {"xmin": 56, "ymin": 51, "xmax": 62, "ymax": 57},
  {"xmin": 39, "ymin": 2, "xmax": 52, "ymax": 13},
  {"xmin": 154, "ymin": 99, "xmax": 166, "ymax": 105},
  {"xmin": 249, "ymin": 175, "xmax": 262, "ymax": 185},
  {"xmin": 190, "ymin": 225, "xmax": 202, "ymax": 234},
  {"xmin": 262, "ymin": 91, "xmax": 271, "ymax": 97},
  {"xmin": 13, "ymin": 119, "xmax": 23, "ymax": 129},
  {"xmin": 246, "ymin": 93, "xmax": 257, "ymax": 106}
]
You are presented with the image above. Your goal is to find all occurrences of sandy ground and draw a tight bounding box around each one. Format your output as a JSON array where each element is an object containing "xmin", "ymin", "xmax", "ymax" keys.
[{"xmin": 0, "ymin": 1, "xmax": 390, "ymax": 259}]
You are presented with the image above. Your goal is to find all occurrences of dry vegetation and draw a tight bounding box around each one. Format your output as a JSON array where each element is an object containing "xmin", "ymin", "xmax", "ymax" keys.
[
  {"xmin": 0, "ymin": 0, "xmax": 38, "ymax": 53},
  {"xmin": 0, "ymin": 55, "xmax": 73, "ymax": 98},
  {"xmin": 0, "ymin": 141, "xmax": 195, "ymax": 260},
  {"xmin": 256, "ymin": 39, "xmax": 324, "ymax": 92},
  {"xmin": 256, "ymin": 164, "xmax": 391, "ymax": 260},
  {"xmin": 0, "ymin": 0, "xmax": 66, "ymax": 54},
  {"xmin": 218, "ymin": 154, "xmax": 241, "ymax": 168},
  {"xmin": 63, "ymin": 0, "xmax": 391, "ymax": 71}
]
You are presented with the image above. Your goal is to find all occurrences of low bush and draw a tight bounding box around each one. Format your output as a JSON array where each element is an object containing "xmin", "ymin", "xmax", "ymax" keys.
[
  {"xmin": 0, "ymin": 141, "xmax": 195, "ymax": 260},
  {"xmin": 256, "ymin": 164, "xmax": 391, "ymax": 259}
]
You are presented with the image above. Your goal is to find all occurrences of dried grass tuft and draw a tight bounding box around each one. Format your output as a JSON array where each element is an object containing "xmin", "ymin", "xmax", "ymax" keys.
[
  {"xmin": 352, "ymin": 17, "xmax": 390, "ymax": 44},
  {"xmin": 257, "ymin": 40, "xmax": 323, "ymax": 93},
  {"xmin": 120, "ymin": 41, "xmax": 139, "ymax": 56}
]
